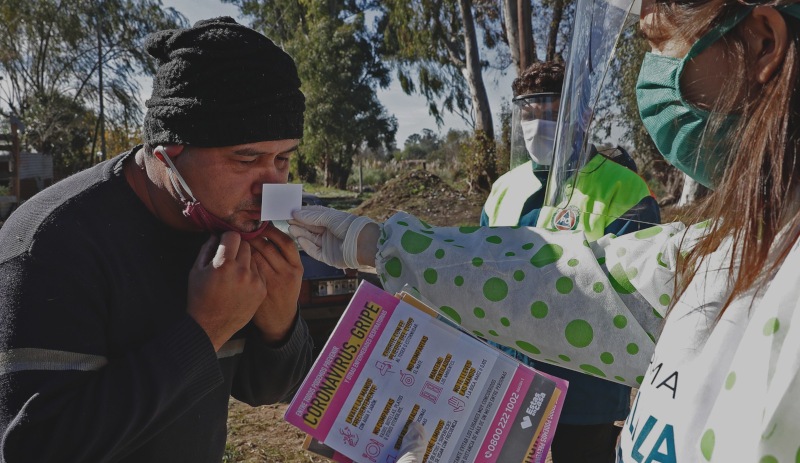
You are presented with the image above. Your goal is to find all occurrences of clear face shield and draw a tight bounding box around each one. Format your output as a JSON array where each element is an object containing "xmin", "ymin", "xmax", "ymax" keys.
[
  {"xmin": 509, "ymin": 93, "xmax": 561, "ymax": 172},
  {"xmin": 541, "ymin": 0, "xmax": 655, "ymax": 232}
]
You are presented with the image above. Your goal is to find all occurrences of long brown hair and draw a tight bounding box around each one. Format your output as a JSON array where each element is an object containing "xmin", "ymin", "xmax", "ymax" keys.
[{"xmin": 654, "ymin": 1, "xmax": 800, "ymax": 314}]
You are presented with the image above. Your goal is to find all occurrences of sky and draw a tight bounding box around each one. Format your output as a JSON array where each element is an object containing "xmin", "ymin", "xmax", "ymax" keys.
[{"xmin": 157, "ymin": 0, "xmax": 516, "ymax": 148}]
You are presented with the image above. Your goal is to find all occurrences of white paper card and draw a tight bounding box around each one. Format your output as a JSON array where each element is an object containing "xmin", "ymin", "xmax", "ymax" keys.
[{"xmin": 261, "ymin": 183, "xmax": 303, "ymax": 221}]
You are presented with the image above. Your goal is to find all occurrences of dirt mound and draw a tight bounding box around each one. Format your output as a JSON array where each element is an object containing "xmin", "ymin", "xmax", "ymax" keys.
[{"xmin": 353, "ymin": 169, "xmax": 486, "ymax": 226}]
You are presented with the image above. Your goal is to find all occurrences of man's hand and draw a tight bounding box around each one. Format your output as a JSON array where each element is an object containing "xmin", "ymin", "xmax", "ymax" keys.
[
  {"xmin": 187, "ymin": 233, "xmax": 268, "ymax": 351},
  {"xmin": 246, "ymin": 222, "xmax": 304, "ymax": 345}
]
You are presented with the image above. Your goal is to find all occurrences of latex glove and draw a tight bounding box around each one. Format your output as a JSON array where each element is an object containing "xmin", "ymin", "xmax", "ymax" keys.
[
  {"xmin": 288, "ymin": 205, "xmax": 379, "ymax": 270},
  {"xmin": 397, "ymin": 422, "xmax": 427, "ymax": 463}
]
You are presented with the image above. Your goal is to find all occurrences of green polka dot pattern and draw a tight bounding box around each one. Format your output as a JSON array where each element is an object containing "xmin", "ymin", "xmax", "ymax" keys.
[
  {"xmin": 424, "ymin": 269, "xmax": 438, "ymax": 284},
  {"xmin": 764, "ymin": 318, "xmax": 780, "ymax": 336},
  {"xmin": 701, "ymin": 429, "xmax": 715, "ymax": 461},
  {"xmin": 565, "ymin": 320, "xmax": 593, "ymax": 348},
  {"xmin": 580, "ymin": 364, "xmax": 606, "ymax": 377},
  {"xmin": 556, "ymin": 277, "xmax": 574, "ymax": 294},
  {"xmin": 483, "ymin": 278, "xmax": 509, "ymax": 302},
  {"xmin": 609, "ymin": 263, "xmax": 636, "ymax": 295},
  {"xmin": 400, "ymin": 230, "xmax": 433, "ymax": 254},
  {"xmin": 530, "ymin": 301, "xmax": 548, "ymax": 319},
  {"xmin": 634, "ymin": 226, "xmax": 663, "ymax": 240},
  {"xmin": 725, "ymin": 372, "xmax": 736, "ymax": 390},
  {"xmin": 377, "ymin": 212, "xmax": 668, "ymax": 389},
  {"xmin": 439, "ymin": 306, "xmax": 461, "ymax": 324},
  {"xmin": 530, "ymin": 244, "xmax": 564, "ymax": 268},
  {"xmin": 517, "ymin": 341, "xmax": 541, "ymax": 355},
  {"xmin": 385, "ymin": 257, "xmax": 402, "ymax": 278}
]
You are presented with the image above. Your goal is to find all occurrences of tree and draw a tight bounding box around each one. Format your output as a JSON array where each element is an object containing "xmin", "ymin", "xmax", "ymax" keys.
[
  {"xmin": 380, "ymin": 0, "xmax": 500, "ymax": 189},
  {"xmin": 396, "ymin": 129, "xmax": 441, "ymax": 161},
  {"xmin": 379, "ymin": 0, "xmax": 494, "ymax": 138},
  {"xmin": 226, "ymin": 0, "xmax": 397, "ymax": 189},
  {"xmin": 0, "ymin": 0, "xmax": 187, "ymax": 175}
]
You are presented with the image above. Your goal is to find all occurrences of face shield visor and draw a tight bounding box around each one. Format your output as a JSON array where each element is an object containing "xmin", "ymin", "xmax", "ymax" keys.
[
  {"xmin": 509, "ymin": 93, "xmax": 561, "ymax": 172},
  {"xmin": 540, "ymin": 0, "xmax": 655, "ymax": 235}
]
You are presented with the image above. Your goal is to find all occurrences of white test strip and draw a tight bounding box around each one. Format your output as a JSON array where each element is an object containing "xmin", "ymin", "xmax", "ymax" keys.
[{"xmin": 261, "ymin": 183, "xmax": 303, "ymax": 221}]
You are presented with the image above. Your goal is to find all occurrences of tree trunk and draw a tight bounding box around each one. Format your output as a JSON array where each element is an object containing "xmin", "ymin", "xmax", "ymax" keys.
[
  {"xmin": 503, "ymin": 0, "xmax": 537, "ymax": 75},
  {"xmin": 546, "ymin": 0, "xmax": 564, "ymax": 61},
  {"xmin": 517, "ymin": 0, "xmax": 534, "ymax": 70},
  {"xmin": 458, "ymin": 0, "xmax": 494, "ymax": 139},
  {"xmin": 678, "ymin": 174, "xmax": 709, "ymax": 207},
  {"xmin": 503, "ymin": 0, "xmax": 521, "ymax": 73}
]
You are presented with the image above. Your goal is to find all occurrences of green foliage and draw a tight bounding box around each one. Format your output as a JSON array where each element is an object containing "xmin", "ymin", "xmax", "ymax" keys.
[
  {"xmin": 0, "ymin": 184, "xmax": 10, "ymax": 196},
  {"xmin": 459, "ymin": 129, "xmax": 497, "ymax": 192},
  {"xmin": 228, "ymin": 0, "xmax": 397, "ymax": 190},
  {"xmin": 0, "ymin": 0, "xmax": 187, "ymax": 174},
  {"xmin": 396, "ymin": 129, "xmax": 441, "ymax": 161},
  {"xmin": 221, "ymin": 443, "xmax": 244, "ymax": 462},
  {"xmin": 496, "ymin": 99, "xmax": 512, "ymax": 175}
]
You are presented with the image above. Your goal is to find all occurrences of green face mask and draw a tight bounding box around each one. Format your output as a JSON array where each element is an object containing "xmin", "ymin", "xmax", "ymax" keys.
[{"xmin": 635, "ymin": 8, "xmax": 752, "ymax": 189}]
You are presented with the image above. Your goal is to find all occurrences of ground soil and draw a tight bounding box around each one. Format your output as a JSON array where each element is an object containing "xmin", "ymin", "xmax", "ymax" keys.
[
  {"xmin": 352, "ymin": 169, "xmax": 488, "ymax": 226},
  {"xmin": 225, "ymin": 170, "xmax": 489, "ymax": 462}
]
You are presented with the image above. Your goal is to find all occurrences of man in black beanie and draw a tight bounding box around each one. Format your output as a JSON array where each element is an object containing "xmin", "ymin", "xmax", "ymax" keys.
[{"xmin": 0, "ymin": 17, "xmax": 313, "ymax": 462}]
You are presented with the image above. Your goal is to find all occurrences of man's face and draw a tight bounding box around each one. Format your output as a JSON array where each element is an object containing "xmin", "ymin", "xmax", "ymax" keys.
[{"xmin": 171, "ymin": 139, "xmax": 300, "ymax": 232}]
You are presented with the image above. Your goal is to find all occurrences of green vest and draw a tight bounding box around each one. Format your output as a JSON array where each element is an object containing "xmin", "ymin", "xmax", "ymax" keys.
[{"xmin": 536, "ymin": 155, "xmax": 653, "ymax": 241}]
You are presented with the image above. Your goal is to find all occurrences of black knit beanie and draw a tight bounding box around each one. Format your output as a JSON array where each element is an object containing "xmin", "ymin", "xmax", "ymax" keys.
[{"xmin": 143, "ymin": 17, "xmax": 305, "ymax": 147}]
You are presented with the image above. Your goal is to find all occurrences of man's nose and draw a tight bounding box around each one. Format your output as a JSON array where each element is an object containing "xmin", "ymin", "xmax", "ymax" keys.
[{"xmin": 251, "ymin": 168, "xmax": 284, "ymax": 194}]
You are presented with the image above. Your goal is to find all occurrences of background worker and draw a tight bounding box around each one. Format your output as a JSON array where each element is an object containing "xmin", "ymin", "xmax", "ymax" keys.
[
  {"xmin": 0, "ymin": 17, "xmax": 313, "ymax": 462},
  {"xmin": 483, "ymin": 60, "xmax": 660, "ymax": 463}
]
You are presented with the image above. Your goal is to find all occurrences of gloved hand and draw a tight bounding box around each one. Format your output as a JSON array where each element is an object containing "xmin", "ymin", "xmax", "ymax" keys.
[
  {"xmin": 288, "ymin": 205, "xmax": 380, "ymax": 270},
  {"xmin": 397, "ymin": 422, "xmax": 427, "ymax": 463}
]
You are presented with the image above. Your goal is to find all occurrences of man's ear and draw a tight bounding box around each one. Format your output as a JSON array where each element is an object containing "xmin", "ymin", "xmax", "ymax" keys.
[
  {"xmin": 743, "ymin": 7, "xmax": 789, "ymax": 84},
  {"xmin": 153, "ymin": 144, "xmax": 185, "ymax": 164}
]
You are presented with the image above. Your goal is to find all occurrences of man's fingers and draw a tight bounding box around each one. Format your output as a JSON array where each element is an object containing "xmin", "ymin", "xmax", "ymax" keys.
[
  {"xmin": 194, "ymin": 234, "xmax": 220, "ymax": 268},
  {"xmin": 262, "ymin": 223, "xmax": 302, "ymax": 261},
  {"xmin": 212, "ymin": 231, "xmax": 243, "ymax": 268}
]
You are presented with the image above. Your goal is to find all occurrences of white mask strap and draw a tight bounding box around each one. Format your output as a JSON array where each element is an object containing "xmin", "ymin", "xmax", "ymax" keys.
[{"xmin": 156, "ymin": 146, "xmax": 195, "ymax": 203}]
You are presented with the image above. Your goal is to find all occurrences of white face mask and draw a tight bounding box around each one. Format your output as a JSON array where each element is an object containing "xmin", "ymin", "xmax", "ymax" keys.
[{"xmin": 520, "ymin": 119, "xmax": 557, "ymax": 166}]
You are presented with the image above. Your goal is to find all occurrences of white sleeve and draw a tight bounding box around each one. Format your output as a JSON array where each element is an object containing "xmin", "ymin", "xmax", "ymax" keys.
[{"xmin": 375, "ymin": 212, "xmax": 690, "ymax": 387}]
